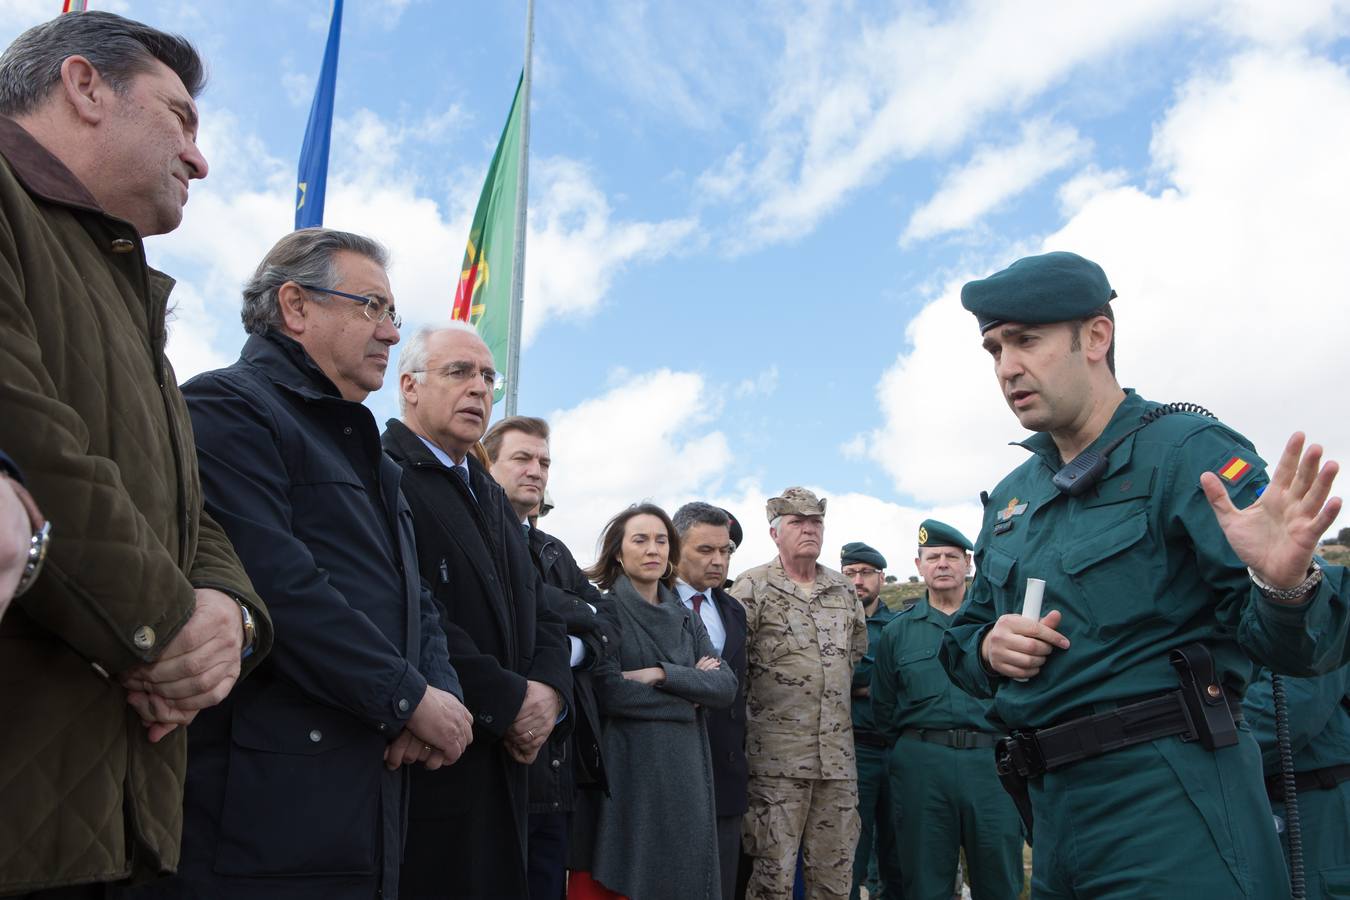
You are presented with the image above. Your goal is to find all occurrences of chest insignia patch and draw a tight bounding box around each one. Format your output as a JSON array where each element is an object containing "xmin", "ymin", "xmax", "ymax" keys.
[
  {"xmin": 998, "ymin": 498, "xmax": 1028, "ymax": 521},
  {"xmin": 1218, "ymin": 456, "xmax": 1252, "ymax": 482}
]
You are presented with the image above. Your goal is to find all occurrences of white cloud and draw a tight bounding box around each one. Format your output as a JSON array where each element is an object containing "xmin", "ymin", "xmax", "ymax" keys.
[
  {"xmin": 734, "ymin": 365, "xmax": 779, "ymax": 399},
  {"xmin": 138, "ymin": 103, "xmax": 692, "ymax": 382},
  {"xmin": 1057, "ymin": 165, "xmax": 1129, "ymax": 217},
  {"xmin": 860, "ymin": 47, "xmax": 1350, "ymax": 534},
  {"xmin": 537, "ymin": 366, "xmax": 985, "ymax": 579},
  {"xmin": 723, "ymin": 0, "xmax": 1205, "ymax": 249},
  {"xmin": 522, "ymin": 158, "xmax": 698, "ymax": 344},
  {"xmin": 1214, "ymin": 0, "xmax": 1350, "ymax": 46},
  {"xmin": 541, "ymin": 369, "xmax": 734, "ymax": 563},
  {"xmin": 902, "ymin": 119, "xmax": 1088, "ymax": 244},
  {"xmin": 282, "ymin": 71, "xmax": 313, "ymax": 107}
]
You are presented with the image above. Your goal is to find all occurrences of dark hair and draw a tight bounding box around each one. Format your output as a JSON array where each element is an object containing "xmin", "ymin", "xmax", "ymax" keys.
[
  {"xmin": 1071, "ymin": 302, "xmax": 1116, "ymax": 375},
  {"xmin": 241, "ymin": 228, "xmax": 389, "ymax": 335},
  {"xmin": 482, "ymin": 416, "xmax": 550, "ymax": 462},
  {"xmin": 672, "ymin": 501, "xmax": 730, "ymax": 537},
  {"xmin": 0, "ymin": 12, "xmax": 205, "ymax": 117},
  {"xmin": 584, "ymin": 503, "xmax": 681, "ymax": 592}
]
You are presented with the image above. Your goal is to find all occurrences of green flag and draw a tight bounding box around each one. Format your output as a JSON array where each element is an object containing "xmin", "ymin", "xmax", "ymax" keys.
[{"xmin": 452, "ymin": 73, "xmax": 524, "ymax": 401}]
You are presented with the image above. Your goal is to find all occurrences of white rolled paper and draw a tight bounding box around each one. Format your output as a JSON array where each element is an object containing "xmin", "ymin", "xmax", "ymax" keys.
[
  {"xmin": 1022, "ymin": 577, "xmax": 1046, "ymax": 623},
  {"xmin": 1014, "ymin": 578, "xmax": 1047, "ymax": 682}
]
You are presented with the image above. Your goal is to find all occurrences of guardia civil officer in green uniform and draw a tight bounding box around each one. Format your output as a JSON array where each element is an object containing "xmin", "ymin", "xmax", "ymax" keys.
[
  {"xmin": 872, "ymin": 520, "xmax": 1024, "ymax": 900},
  {"xmin": 939, "ymin": 250, "xmax": 1350, "ymax": 899},
  {"xmin": 1244, "ymin": 665, "xmax": 1350, "ymax": 899},
  {"xmin": 842, "ymin": 541, "xmax": 902, "ymax": 900}
]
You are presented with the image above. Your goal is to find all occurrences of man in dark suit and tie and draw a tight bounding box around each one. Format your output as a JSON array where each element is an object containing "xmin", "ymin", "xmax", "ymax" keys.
[
  {"xmin": 673, "ymin": 501, "xmax": 750, "ymax": 900},
  {"xmin": 482, "ymin": 414, "xmax": 620, "ymax": 900},
  {"xmin": 383, "ymin": 323, "xmax": 572, "ymax": 900}
]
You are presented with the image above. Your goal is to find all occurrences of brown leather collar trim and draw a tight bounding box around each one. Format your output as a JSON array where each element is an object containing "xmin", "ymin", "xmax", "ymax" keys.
[{"xmin": 0, "ymin": 115, "xmax": 104, "ymax": 213}]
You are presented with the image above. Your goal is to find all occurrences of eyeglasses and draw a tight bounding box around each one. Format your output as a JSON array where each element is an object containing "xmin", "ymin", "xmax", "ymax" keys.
[
  {"xmin": 411, "ymin": 361, "xmax": 505, "ymax": 392},
  {"xmin": 298, "ymin": 284, "xmax": 402, "ymax": 328},
  {"xmin": 841, "ymin": 566, "xmax": 881, "ymax": 578}
]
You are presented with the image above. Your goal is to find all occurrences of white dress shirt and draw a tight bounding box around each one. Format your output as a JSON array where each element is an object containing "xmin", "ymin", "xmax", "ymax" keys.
[{"xmin": 676, "ymin": 579, "xmax": 726, "ymax": 657}]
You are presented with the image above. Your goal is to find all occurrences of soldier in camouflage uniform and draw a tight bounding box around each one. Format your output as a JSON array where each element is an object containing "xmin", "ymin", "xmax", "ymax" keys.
[{"xmin": 730, "ymin": 488, "xmax": 868, "ymax": 899}]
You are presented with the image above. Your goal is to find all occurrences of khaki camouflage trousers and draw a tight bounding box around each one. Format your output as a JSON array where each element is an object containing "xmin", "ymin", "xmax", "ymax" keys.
[{"xmin": 743, "ymin": 774, "xmax": 861, "ymax": 899}]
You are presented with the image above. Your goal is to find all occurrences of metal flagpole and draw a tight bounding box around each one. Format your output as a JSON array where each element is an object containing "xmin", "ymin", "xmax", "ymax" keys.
[{"xmin": 504, "ymin": 0, "xmax": 534, "ymax": 417}]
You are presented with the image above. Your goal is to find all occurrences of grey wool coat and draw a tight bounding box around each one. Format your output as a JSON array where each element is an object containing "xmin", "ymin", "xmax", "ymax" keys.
[{"xmin": 571, "ymin": 575, "xmax": 738, "ymax": 899}]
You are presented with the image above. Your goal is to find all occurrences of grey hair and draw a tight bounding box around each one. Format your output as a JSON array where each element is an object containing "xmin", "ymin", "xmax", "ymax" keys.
[
  {"xmin": 241, "ymin": 228, "xmax": 389, "ymax": 336},
  {"xmin": 0, "ymin": 11, "xmax": 205, "ymax": 117},
  {"xmin": 396, "ymin": 321, "xmax": 484, "ymax": 413},
  {"xmin": 672, "ymin": 502, "xmax": 731, "ymax": 538},
  {"xmin": 769, "ymin": 515, "xmax": 783, "ymax": 532}
]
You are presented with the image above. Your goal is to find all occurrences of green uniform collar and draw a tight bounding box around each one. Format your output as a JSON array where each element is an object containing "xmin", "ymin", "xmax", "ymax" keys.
[
  {"xmin": 909, "ymin": 592, "xmax": 961, "ymax": 625},
  {"xmin": 1015, "ymin": 388, "xmax": 1148, "ymax": 477}
]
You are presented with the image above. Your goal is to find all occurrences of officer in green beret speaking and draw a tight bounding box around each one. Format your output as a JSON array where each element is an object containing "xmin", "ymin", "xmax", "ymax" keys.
[
  {"xmin": 840, "ymin": 541, "xmax": 902, "ymax": 900},
  {"xmin": 872, "ymin": 520, "xmax": 1024, "ymax": 900},
  {"xmin": 939, "ymin": 250, "xmax": 1350, "ymax": 898}
]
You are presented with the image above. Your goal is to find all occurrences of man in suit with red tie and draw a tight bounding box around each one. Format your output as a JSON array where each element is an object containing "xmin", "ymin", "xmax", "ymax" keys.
[{"xmin": 674, "ymin": 502, "xmax": 750, "ymax": 900}]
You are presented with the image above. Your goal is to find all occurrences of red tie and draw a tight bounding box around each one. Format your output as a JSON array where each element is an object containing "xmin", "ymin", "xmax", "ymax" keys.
[{"xmin": 691, "ymin": 593, "xmax": 706, "ymax": 615}]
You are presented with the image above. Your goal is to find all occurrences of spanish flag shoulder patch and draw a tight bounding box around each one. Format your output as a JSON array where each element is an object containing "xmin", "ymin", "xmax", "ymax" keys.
[{"xmin": 1219, "ymin": 456, "xmax": 1252, "ymax": 482}]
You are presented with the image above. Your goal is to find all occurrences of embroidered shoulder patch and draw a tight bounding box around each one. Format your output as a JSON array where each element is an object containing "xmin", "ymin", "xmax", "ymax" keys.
[
  {"xmin": 1212, "ymin": 446, "xmax": 1263, "ymax": 493},
  {"xmin": 1218, "ymin": 456, "xmax": 1251, "ymax": 482}
]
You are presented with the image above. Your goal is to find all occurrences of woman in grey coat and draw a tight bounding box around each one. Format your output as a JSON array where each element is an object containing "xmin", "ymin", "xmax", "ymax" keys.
[{"xmin": 569, "ymin": 503, "xmax": 738, "ymax": 900}]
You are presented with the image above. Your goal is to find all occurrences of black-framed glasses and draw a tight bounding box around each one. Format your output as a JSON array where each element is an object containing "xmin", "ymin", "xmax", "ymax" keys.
[
  {"xmin": 841, "ymin": 566, "xmax": 881, "ymax": 578},
  {"xmin": 298, "ymin": 283, "xmax": 402, "ymax": 328},
  {"xmin": 410, "ymin": 361, "xmax": 505, "ymax": 392}
]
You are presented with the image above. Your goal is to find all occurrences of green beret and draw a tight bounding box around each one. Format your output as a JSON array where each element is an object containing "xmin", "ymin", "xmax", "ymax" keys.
[
  {"xmin": 720, "ymin": 508, "xmax": 744, "ymax": 549},
  {"xmin": 840, "ymin": 541, "xmax": 886, "ymax": 570},
  {"xmin": 917, "ymin": 519, "xmax": 972, "ymax": 552},
  {"xmin": 961, "ymin": 251, "xmax": 1117, "ymax": 333}
]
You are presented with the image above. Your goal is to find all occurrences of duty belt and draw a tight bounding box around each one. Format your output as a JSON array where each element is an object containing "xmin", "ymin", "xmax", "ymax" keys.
[
  {"xmin": 900, "ymin": 728, "xmax": 1001, "ymax": 750},
  {"xmin": 853, "ymin": 730, "xmax": 890, "ymax": 749},
  {"xmin": 994, "ymin": 642, "xmax": 1238, "ymax": 848},
  {"xmin": 999, "ymin": 688, "xmax": 1243, "ymax": 778},
  {"xmin": 1265, "ymin": 763, "xmax": 1350, "ymax": 802}
]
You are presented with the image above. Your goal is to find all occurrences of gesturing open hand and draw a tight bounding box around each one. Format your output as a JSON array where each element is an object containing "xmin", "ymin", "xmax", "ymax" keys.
[{"xmin": 1201, "ymin": 432, "xmax": 1340, "ymax": 597}]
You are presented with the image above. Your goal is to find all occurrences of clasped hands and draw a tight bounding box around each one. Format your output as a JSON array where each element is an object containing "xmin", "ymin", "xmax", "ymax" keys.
[
  {"xmin": 120, "ymin": 587, "xmax": 244, "ymax": 743},
  {"xmin": 502, "ymin": 680, "xmax": 564, "ymax": 765},
  {"xmin": 384, "ymin": 685, "xmax": 474, "ymax": 771}
]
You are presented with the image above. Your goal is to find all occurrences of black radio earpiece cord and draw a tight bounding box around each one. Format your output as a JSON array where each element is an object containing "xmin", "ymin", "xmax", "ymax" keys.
[
  {"xmin": 1052, "ymin": 402, "xmax": 1216, "ymax": 496},
  {"xmin": 1272, "ymin": 673, "xmax": 1306, "ymax": 900}
]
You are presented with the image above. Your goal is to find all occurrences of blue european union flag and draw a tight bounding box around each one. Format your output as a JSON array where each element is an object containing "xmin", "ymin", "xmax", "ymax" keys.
[{"xmin": 295, "ymin": 0, "xmax": 343, "ymax": 230}]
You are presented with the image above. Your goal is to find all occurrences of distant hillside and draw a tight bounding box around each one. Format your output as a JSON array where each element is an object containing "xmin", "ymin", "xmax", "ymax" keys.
[
  {"xmin": 1320, "ymin": 543, "xmax": 1350, "ymax": 566},
  {"xmin": 879, "ymin": 579, "xmax": 941, "ymax": 611}
]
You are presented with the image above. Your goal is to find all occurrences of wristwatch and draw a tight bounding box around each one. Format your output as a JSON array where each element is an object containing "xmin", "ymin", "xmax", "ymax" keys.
[
  {"xmin": 1249, "ymin": 561, "xmax": 1323, "ymax": 603},
  {"xmin": 237, "ymin": 599, "xmax": 258, "ymax": 660},
  {"xmin": 8, "ymin": 477, "xmax": 50, "ymax": 598}
]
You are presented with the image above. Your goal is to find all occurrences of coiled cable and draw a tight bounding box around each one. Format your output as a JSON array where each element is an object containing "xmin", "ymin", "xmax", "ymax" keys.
[{"xmin": 1272, "ymin": 673, "xmax": 1305, "ymax": 900}]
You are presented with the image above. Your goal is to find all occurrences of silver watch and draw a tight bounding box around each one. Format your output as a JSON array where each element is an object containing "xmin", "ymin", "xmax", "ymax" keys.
[
  {"xmin": 15, "ymin": 520, "xmax": 52, "ymax": 598},
  {"xmin": 1248, "ymin": 561, "xmax": 1322, "ymax": 602}
]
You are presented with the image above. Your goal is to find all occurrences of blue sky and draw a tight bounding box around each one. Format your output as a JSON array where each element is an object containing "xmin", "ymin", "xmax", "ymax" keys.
[{"xmin": 5, "ymin": 0, "xmax": 1350, "ymax": 574}]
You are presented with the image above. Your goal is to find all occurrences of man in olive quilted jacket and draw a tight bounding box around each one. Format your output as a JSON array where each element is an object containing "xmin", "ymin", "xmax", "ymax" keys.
[{"xmin": 0, "ymin": 13, "xmax": 270, "ymax": 897}]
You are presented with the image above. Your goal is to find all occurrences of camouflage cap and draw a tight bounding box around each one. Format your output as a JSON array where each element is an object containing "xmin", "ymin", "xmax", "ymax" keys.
[{"xmin": 766, "ymin": 487, "xmax": 826, "ymax": 522}]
